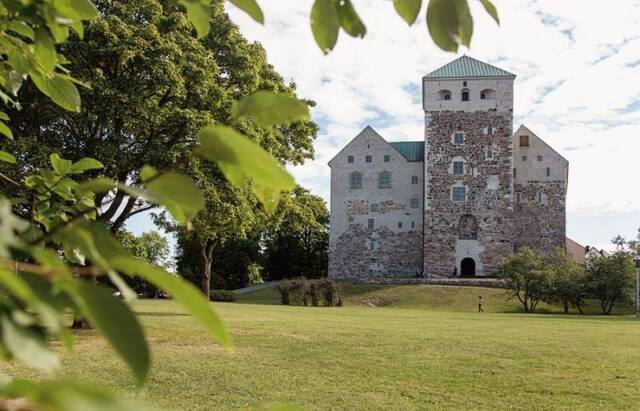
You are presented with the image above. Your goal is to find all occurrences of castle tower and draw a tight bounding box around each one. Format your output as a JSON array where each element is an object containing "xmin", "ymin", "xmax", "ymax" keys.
[{"xmin": 422, "ymin": 56, "xmax": 516, "ymax": 277}]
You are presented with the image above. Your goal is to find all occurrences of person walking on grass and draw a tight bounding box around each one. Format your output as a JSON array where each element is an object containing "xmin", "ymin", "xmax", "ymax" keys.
[{"xmin": 478, "ymin": 295, "xmax": 484, "ymax": 312}]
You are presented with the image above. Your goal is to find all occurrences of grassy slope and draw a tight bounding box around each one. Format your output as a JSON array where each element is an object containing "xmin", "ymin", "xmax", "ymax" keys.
[{"xmin": 4, "ymin": 287, "xmax": 640, "ymax": 410}]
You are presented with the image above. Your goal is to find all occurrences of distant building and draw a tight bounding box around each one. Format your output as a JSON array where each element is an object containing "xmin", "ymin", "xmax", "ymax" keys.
[
  {"xmin": 566, "ymin": 238, "xmax": 586, "ymax": 265},
  {"xmin": 329, "ymin": 56, "xmax": 569, "ymax": 280}
]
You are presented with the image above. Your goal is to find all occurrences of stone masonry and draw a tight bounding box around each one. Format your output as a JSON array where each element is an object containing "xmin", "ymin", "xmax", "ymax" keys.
[{"xmin": 328, "ymin": 56, "xmax": 569, "ymax": 280}]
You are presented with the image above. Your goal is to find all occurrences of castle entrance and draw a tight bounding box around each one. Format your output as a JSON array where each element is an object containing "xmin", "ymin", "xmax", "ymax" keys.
[{"xmin": 460, "ymin": 258, "xmax": 476, "ymax": 277}]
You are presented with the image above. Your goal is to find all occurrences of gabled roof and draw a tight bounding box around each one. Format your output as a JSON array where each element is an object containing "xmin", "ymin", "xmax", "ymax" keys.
[
  {"xmin": 424, "ymin": 55, "xmax": 515, "ymax": 79},
  {"xmin": 389, "ymin": 142, "xmax": 424, "ymax": 162}
]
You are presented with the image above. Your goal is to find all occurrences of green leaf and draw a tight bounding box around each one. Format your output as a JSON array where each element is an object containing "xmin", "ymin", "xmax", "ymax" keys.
[
  {"xmin": 2, "ymin": 379, "xmax": 148, "ymax": 411},
  {"xmin": 0, "ymin": 315, "xmax": 59, "ymax": 371},
  {"xmin": 0, "ymin": 121, "xmax": 13, "ymax": 140},
  {"xmin": 311, "ymin": 0, "xmax": 340, "ymax": 54},
  {"xmin": 34, "ymin": 28, "xmax": 57, "ymax": 73},
  {"xmin": 228, "ymin": 0, "xmax": 264, "ymax": 24},
  {"xmin": 47, "ymin": 74, "xmax": 81, "ymax": 112},
  {"xmin": 69, "ymin": 280, "xmax": 149, "ymax": 385},
  {"xmin": 426, "ymin": 0, "xmax": 473, "ymax": 52},
  {"xmin": 70, "ymin": 158, "xmax": 104, "ymax": 174},
  {"xmin": 232, "ymin": 91, "xmax": 310, "ymax": 127},
  {"xmin": 145, "ymin": 172, "xmax": 205, "ymax": 224},
  {"xmin": 198, "ymin": 126, "xmax": 295, "ymax": 213},
  {"xmin": 478, "ymin": 0, "xmax": 499, "ymax": 24},
  {"xmin": 179, "ymin": 0, "xmax": 211, "ymax": 38},
  {"xmin": 50, "ymin": 153, "xmax": 72, "ymax": 175},
  {"xmin": 0, "ymin": 111, "xmax": 9, "ymax": 121},
  {"xmin": 8, "ymin": 21, "xmax": 35, "ymax": 40},
  {"xmin": 394, "ymin": 0, "xmax": 422, "ymax": 25},
  {"xmin": 86, "ymin": 226, "xmax": 231, "ymax": 346},
  {"xmin": 0, "ymin": 151, "xmax": 16, "ymax": 164},
  {"xmin": 79, "ymin": 177, "xmax": 116, "ymax": 193},
  {"xmin": 336, "ymin": 0, "xmax": 366, "ymax": 38},
  {"xmin": 69, "ymin": 0, "xmax": 100, "ymax": 19}
]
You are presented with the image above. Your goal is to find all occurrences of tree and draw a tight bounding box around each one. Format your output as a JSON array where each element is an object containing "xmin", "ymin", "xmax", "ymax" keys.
[
  {"xmin": 587, "ymin": 251, "xmax": 636, "ymax": 315},
  {"xmin": 495, "ymin": 247, "xmax": 549, "ymax": 313},
  {"xmin": 543, "ymin": 248, "xmax": 588, "ymax": 314},
  {"xmin": 263, "ymin": 186, "xmax": 329, "ymax": 280},
  {"xmin": 117, "ymin": 230, "xmax": 170, "ymax": 297}
]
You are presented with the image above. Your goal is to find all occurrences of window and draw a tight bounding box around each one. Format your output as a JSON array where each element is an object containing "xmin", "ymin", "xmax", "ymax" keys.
[
  {"xmin": 516, "ymin": 193, "xmax": 521, "ymax": 203},
  {"xmin": 452, "ymin": 186, "xmax": 466, "ymax": 202},
  {"xmin": 463, "ymin": 81, "xmax": 467, "ymax": 87},
  {"xmin": 369, "ymin": 240, "xmax": 375, "ymax": 250},
  {"xmin": 537, "ymin": 155, "xmax": 543, "ymax": 161},
  {"xmin": 537, "ymin": 192, "xmax": 543, "ymax": 204},
  {"xmin": 522, "ymin": 155, "xmax": 527, "ymax": 161},
  {"xmin": 365, "ymin": 155, "xmax": 372, "ymax": 163},
  {"xmin": 347, "ymin": 155, "xmax": 354, "ymax": 163},
  {"xmin": 370, "ymin": 203, "xmax": 379, "ymax": 212},
  {"xmin": 546, "ymin": 167, "xmax": 551, "ymax": 177},
  {"xmin": 411, "ymin": 221, "xmax": 415, "ymax": 229},
  {"xmin": 480, "ymin": 92, "xmax": 486, "ymax": 100},
  {"xmin": 461, "ymin": 89, "xmax": 469, "ymax": 101},
  {"xmin": 453, "ymin": 161, "xmax": 464, "ymax": 175},
  {"xmin": 519, "ymin": 135, "xmax": 529, "ymax": 147},
  {"xmin": 398, "ymin": 222, "xmax": 403, "ymax": 229},
  {"xmin": 378, "ymin": 171, "xmax": 391, "ymax": 188},
  {"xmin": 513, "ymin": 168, "xmax": 517, "ymax": 178},
  {"xmin": 349, "ymin": 172, "xmax": 362, "ymax": 189},
  {"xmin": 383, "ymin": 154, "xmax": 390, "ymax": 162},
  {"xmin": 439, "ymin": 89, "xmax": 452, "ymax": 101},
  {"xmin": 486, "ymin": 126, "xmax": 495, "ymax": 135},
  {"xmin": 454, "ymin": 132, "xmax": 464, "ymax": 145},
  {"xmin": 486, "ymin": 148, "xmax": 493, "ymax": 159},
  {"xmin": 411, "ymin": 175, "xmax": 419, "ymax": 184},
  {"xmin": 410, "ymin": 198, "xmax": 419, "ymax": 209},
  {"xmin": 480, "ymin": 89, "xmax": 496, "ymax": 100},
  {"xmin": 444, "ymin": 93, "xmax": 451, "ymax": 100},
  {"xmin": 368, "ymin": 219, "xmax": 374, "ymax": 231}
]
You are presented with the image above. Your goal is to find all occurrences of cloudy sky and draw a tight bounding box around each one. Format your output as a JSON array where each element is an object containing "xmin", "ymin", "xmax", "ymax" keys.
[{"xmin": 129, "ymin": 0, "xmax": 640, "ymax": 252}]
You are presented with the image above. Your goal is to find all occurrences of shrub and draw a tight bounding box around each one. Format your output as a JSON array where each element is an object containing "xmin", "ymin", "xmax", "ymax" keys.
[
  {"xmin": 290, "ymin": 278, "xmax": 308, "ymax": 306},
  {"xmin": 587, "ymin": 251, "xmax": 636, "ymax": 315},
  {"xmin": 318, "ymin": 278, "xmax": 340, "ymax": 307},
  {"xmin": 276, "ymin": 280, "xmax": 292, "ymax": 305},
  {"xmin": 211, "ymin": 290, "xmax": 235, "ymax": 302},
  {"xmin": 543, "ymin": 249, "xmax": 589, "ymax": 314},
  {"xmin": 247, "ymin": 263, "xmax": 264, "ymax": 286},
  {"xmin": 495, "ymin": 247, "xmax": 549, "ymax": 313},
  {"xmin": 307, "ymin": 280, "xmax": 320, "ymax": 306}
]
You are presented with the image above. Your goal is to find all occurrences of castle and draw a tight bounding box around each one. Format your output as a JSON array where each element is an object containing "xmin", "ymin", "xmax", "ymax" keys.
[{"xmin": 328, "ymin": 56, "xmax": 568, "ymax": 279}]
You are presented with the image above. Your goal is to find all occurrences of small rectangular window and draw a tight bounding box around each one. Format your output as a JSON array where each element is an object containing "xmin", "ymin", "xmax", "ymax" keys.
[
  {"xmin": 486, "ymin": 149, "xmax": 493, "ymax": 159},
  {"xmin": 383, "ymin": 155, "xmax": 390, "ymax": 162},
  {"xmin": 398, "ymin": 222, "xmax": 403, "ymax": 229},
  {"xmin": 349, "ymin": 172, "xmax": 362, "ymax": 189},
  {"xmin": 365, "ymin": 155, "xmax": 372, "ymax": 163},
  {"xmin": 522, "ymin": 155, "xmax": 527, "ymax": 161},
  {"xmin": 368, "ymin": 219, "xmax": 374, "ymax": 230},
  {"xmin": 519, "ymin": 135, "xmax": 529, "ymax": 147},
  {"xmin": 516, "ymin": 193, "xmax": 521, "ymax": 203},
  {"xmin": 462, "ymin": 91, "xmax": 469, "ymax": 101},
  {"xmin": 369, "ymin": 241, "xmax": 375, "ymax": 250},
  {"xmin": 513, "ymin": 168, "xmax": 517, "ymax": 178},
  {"xmin": 537, "ymin": 193, "xmax": 543, "ymax": 203},
  {"xmin": 347, "ymin": 155, "xmax": 354, "ymax": 163},
  {"xmin": 411, "ymin": 221, "xmax": 415, "ymax": 229},
  {"xmin": 452, "ymin": 186, "xmax": 466, "ymax": 202},
  {"xmin": 370, "ymin": 203, "xmax": 379, "ymax": 212},
  {"xmin": 537, "ymin": 155, "xmax": 542, "ymax": 161},
  {"xmin": 453, "ymin": 161, "xmax": 464, "ymax": 175},
  {"xmin": 487, "ymin": 126, "xmax": 494, "ymax": 135},
  {"xmin": 454, "ymin": 132, "xmax": 464, "ymax": 144},
  {"xmin": 410, "ymin": 198, "xmax": 419, "ymax": 209},
  {"xmin": 546, "ymin": 167, "xmax": 551, "ymax": 177},
  {"xmin": 378, "ymin": 172, "xmax": 391, "ymax": 188},
  {"xmin": 411, "ymin": 176, "xmax": 419, "ymax": 184}
]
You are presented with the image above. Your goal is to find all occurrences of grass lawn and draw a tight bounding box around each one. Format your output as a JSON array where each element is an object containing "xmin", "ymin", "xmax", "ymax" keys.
[{"xmin": 4, "ymin": 285, "xmax": 640, "ymax": 410}]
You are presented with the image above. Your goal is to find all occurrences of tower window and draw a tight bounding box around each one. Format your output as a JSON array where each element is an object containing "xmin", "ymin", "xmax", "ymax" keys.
[
  {"xmin": 516, "ymin": 193, "xmax": 521, "ymax": 203},
  {"xmin": 410, "ymin": 198, "xmax": 419, "ymax": 209},
  {"xmin": 522, "ymin": 155, "xmax": 527, "ymax": 161},
  {"xmin": 546, "ymin": 167, "xmax": 551, "ymax": 177},
  {"xmin": 537, "ymin": 193, "xmax": 543, "ymax": 204},
  {"xmin": 365, "ymin": 155, "xmax": 372, "ymax": 163},
  {"xmin": 398, "ymin": 222, "xmax": 403, "ymax": 229},
  {"xmin": 486, "ymin": 148, "xmax": 493, "ymax": 159},
  {"xmin": 383, "ymin": 154, "xmax": 390, "ymax": 162},
  {"xmin": 378, "ymin": 171, "xmax": 391, "ymax": 188},
  {"xmin": 370, "ymin": 203, "xmax": 379, "ymax": 212},
  {"xmin": 453, "ymin": 161, "xmax": 464, "ymax": 175},
  {"xmin": 347, "ymin": 155, "xmax": 354, "ymax": 163},
  {"xmin": 349, "ymin": 172, "xmax": 362, "ymax": 189},
  {"xmin": 411, "ymin": 175, "xmax": 419, "ymax": 184},
  {"xmin": 519, "ymin": 135, "xmax": 529, "ymax": 147},
  {"xmin": 368, "ymin": 219, "xmax": 374, "ymax": 231},
  {"xmin": 486, "ymin": 126, "xmax": 495, "ymax": 135},
  {"xmin": 439, "ymin": 89, "xmax": 452, "ymax": 101},
  {"xmin": 411, "ymin": 221, "xmax": 415, "ymax": 229},
  {"xmin": 454, "ymin": 132, "xmax": 465, "ymax": 145},
  {"xmin": 513, "ymin": 168, "xmax": 517, "ymax": 178},
  {"xmin": 463, "ymin": 81, "xmax": 468, "ymax": 87},
  {"xmin": 461, "ymin": 89, "xmax": 470, "ymax": 101},
  {"xmin": 537, "ymin": 155, "xmax": 543, "ymax": 161},
  {"xmin": 452, "ymin": 186, "xmax": 466, "ymax": 202},
  {"xmin": 480, "ymin": 92, "xmax": 486, "ymax": 100}
]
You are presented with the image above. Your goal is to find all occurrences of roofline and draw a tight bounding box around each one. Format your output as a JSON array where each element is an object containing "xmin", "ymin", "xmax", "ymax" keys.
[{"xmin": 514, "ymin": 124, "xmax": 569, "ymax": 165}]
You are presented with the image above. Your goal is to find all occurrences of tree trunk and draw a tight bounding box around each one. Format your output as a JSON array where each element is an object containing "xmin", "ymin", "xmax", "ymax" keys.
[
  {"xmin": 576, "ymin": 304, "xmax": 584, "ymax": 315},
  {"xmin": 71, "ymin": 315, "xmax": 92, "ymax": 330},
  {"xmin": 198, "ymin": 239, "xmax": 216, "ymax": 301},
  {"xmin": 606, "ymin": 297, "xmax": 615, "ymax": 315},
  {"xmin": 563, "ymin": 300, "xmax": 569, "ymax": 314}
]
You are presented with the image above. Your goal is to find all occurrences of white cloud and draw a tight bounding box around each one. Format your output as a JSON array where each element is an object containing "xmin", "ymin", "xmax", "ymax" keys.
[{"xmin": 226, "ymin": 0, "xmax": 640, "ymax": 247}]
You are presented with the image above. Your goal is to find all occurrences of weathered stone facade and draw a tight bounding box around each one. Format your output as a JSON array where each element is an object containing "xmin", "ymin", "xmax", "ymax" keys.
[{"xmin": 328, "ymin": 56, "xmax": 568, "ymax": 280}]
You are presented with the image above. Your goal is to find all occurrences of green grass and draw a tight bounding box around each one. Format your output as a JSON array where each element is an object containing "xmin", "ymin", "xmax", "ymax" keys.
[{"xmin": 4, "ymin": 285, "xmax": 640, "ymax": 410}]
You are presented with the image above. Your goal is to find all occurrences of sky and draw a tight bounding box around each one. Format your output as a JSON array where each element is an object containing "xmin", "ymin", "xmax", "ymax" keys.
[{"xmin": 128, "ymin": 0, "xmax": 640, "ymax": 253}]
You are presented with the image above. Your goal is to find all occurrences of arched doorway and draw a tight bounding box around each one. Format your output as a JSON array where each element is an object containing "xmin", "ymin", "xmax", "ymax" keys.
[{"xmin": 460, "ymin": 258, "xmax": 476, "ymax": 277}]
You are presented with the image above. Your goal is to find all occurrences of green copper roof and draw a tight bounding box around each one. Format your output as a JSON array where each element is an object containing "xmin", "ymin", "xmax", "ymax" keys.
[
  {"xmin": 424, "ymin": 56, "xmax": 515, "ymax": 79},
  {"xmin": 390, "ymin": 141, "xmax": 424, "ymax": 162}
]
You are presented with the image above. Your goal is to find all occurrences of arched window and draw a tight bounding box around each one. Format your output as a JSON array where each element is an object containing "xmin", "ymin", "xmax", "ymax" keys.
[
  {"xmin": 438, "ymin": 89, "xmax": 452, "ymax": 101},
  {"xmin": 458, "ymin": 214, "xmax": 478, "ymax": 239},
  {"xmin": 378, "ymin": 171, "xmax": 391, "ymax": 188},
  {"xmin": 480, "ymin": 89, "xmax": 496, "ymax": 100},
  {"xmin": 461, "ymin": 88, "xmax": 470, "ymax": 101},
  {"xmin": 349, "ymin": 172, "xmax": 362, "ymax": 189}
]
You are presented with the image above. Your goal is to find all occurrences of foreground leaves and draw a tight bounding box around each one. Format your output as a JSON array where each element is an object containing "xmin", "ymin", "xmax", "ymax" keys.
[
  {"xmin": 232, "ymin": 91, "xmax": 310, "ymax": 127},
  {"xmin": 198, "ymin": 126, "xmax": 296, "ymax": 213},
  {"xmin": 426, "ymin": 0, "xmax": 473, "ymax": 52}
]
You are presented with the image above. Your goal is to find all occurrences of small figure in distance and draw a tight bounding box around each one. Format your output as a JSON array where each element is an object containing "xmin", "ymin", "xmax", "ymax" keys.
[{"xmin": 478, "ymin": 295, "xmax": 484, "ymax": 313}]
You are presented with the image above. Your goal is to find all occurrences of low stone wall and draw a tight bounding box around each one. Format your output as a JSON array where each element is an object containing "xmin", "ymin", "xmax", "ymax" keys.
[{"xmin": 351, "ymin": 277, "xmax": 507, "ymax": 288}]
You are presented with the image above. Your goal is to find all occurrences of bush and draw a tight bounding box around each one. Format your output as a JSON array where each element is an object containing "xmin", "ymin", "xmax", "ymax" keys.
[
  {"xmin": 275, "ymin": 278, "xmax": 342, "ymax": 307},
  {"xmin": 276, "ymin": 280, "xmax": 292, "ymax": 305},
  {"xmin": 211, "ymin": 290, "xmax": 235, "ymax": 302},
  {"xmin": 543, "ymin": 249, "xmax": 589, "ymax": 314},
  {"xmin": 587, "ymin": 251, "xmax": 636, "ymax": 314},
  {"xmin": 247, "ymin": 263, "xmax": 264, "ymax": 286},
  {"xmin": 495, "ymin": 247, "xmax": 548, "ymax": 313}
]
